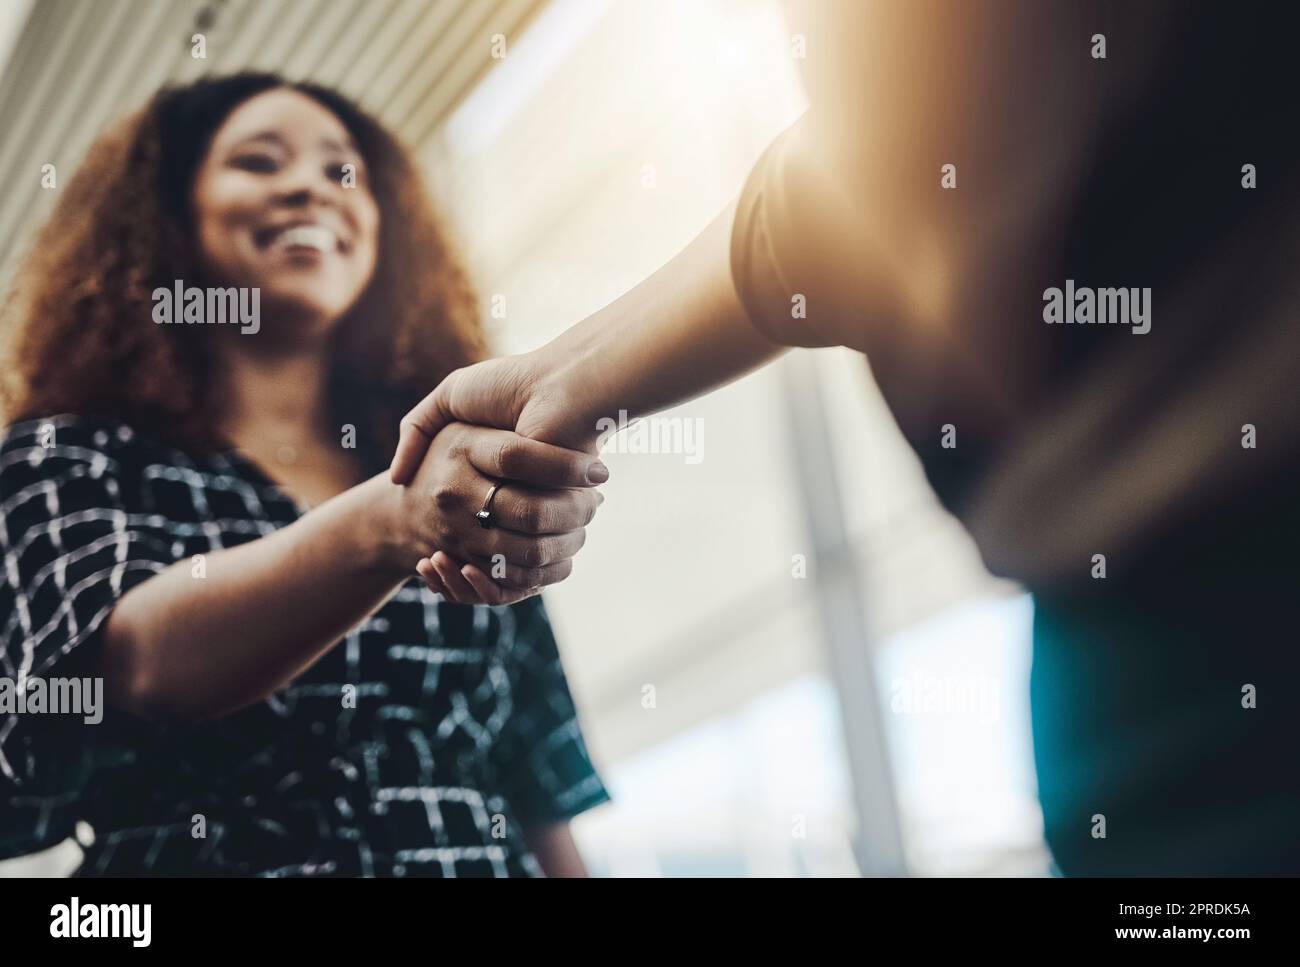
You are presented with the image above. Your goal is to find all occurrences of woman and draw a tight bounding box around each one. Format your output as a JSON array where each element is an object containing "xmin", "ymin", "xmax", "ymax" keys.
[
  {"xmin": 392, "ymin": 1, "xmax": 1300, "ymax": 874},
  {"xmin": 0, "ymin": 73, "xmax": 610, "ymax": 876}
]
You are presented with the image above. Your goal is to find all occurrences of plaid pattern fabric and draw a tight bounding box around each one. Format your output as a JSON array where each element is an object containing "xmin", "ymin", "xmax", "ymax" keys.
[{"xmin": 0, "ymin": 415, "xmax": 608, "ymax": 875}]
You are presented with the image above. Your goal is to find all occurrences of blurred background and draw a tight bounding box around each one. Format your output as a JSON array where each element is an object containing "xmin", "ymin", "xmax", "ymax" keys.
[{"xmin": 0, "ymin": 0, "xmax": 1048, "ymax": 877}]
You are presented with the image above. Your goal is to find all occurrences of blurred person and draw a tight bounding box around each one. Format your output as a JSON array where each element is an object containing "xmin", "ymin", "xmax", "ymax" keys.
[
  {"xmin": 392, "ymin": 1, "xmax": 1300, "ymax": 874},
  {"xmin": 0, "ymin": 73, "xmax": 610, "ymax": 876}
]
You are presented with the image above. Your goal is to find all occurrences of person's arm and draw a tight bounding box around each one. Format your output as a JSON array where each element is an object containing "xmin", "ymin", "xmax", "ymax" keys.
[
  {"xmin": 391, "ymin": 201, "xmax": 788, "ymax": 606},
  {"xmin": 387, "ymin": 2, "xmax": 1111, "ymax": 480},
  {"xmin": 390, "ymin": 200, "xmax": 786, "ymax": 477},
  {"xmin": 390, "ymin": 199, "xmax": 787, "ymax": 605},
  {"xmin": 389, "ymin": 2, "xmax": 1131, "ymax": 607},
  {"xmin": 523, "ymin": 821, "xmax": 589, "ymax": 878},
  {"xmin": 100, "ymin": 424, "xmax": 605, "ymax": 723}
]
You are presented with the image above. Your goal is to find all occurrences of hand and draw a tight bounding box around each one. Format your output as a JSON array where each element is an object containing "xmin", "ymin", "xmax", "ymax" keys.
[
  {"xmin": 390, "ymin": 352, "xmax": 601, "ymax": 487},
  {"xmin": 395, "ymin": 421, "xmax": 605, "ymax": 606}
]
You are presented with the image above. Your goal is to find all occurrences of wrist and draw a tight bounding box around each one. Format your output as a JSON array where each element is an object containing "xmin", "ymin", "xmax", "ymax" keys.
[
  {"xmin": 358, "ymin": 473, "xmax": 421, "ymax": 578},
  {"xmin": 523, "ymin": 339, "xmax": 614, "ymax": 452}
]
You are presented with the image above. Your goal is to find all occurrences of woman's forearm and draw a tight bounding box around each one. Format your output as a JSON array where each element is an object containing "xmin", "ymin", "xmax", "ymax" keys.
[
  {"xmin": 520, "ymin": 200, "xmax": 787, "ymax": 447},
  {"xmin": 99, "ymin": 472, "xmax": 410, "ymax": 723}
]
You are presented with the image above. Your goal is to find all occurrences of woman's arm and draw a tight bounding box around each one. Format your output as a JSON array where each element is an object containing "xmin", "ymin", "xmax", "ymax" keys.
[{"xmin": 100, "ymin": 424, "xmax": 605, "ymax": 723}]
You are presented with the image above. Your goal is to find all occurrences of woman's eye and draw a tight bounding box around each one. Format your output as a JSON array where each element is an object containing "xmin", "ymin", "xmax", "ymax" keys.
[{"xmin": 232, "ymin": 154, "xmax": 278, "ymax": 173}]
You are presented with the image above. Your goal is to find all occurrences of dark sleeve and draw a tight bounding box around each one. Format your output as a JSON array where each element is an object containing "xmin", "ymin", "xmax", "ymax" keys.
[
  {"xmin": 0, "ymin": 417, "xmax": 180, "ymax": 858},
  {"xmin": 489, "ymin": 596, "xmax": 609, "ymax": 826}
]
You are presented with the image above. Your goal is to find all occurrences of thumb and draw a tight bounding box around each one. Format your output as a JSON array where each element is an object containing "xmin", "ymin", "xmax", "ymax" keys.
[{"xmin": 389, "ymin": 376, "xmax": 456, "ymax": 484}]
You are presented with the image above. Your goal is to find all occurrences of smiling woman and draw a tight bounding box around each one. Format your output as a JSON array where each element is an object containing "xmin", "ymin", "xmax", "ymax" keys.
[
  {"xmin": 0, "ymin": 72, "xmax": 610, "ymax": 876},
  {"xmin": 3, "ymin": 73, "xmax": 479, "ymax": 456}
]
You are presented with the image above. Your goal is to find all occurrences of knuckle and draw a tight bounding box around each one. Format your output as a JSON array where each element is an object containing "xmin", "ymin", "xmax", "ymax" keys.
[
  {"xmin": 548, "ymin": 535, "xmax": 571, "ymax": 564},
  {"xmin": 442, "ymin": 425, "xmax": 469, "ymax": 456},
  {"xmin": 521, "ymin": 541, "xmax": 546, "ymax": 569},
  {"xmin": 433, "ymin": 484, "xmax": 461, "ymax": 514},
  {"xmin": 495, "ymin": 438, "xmax": 522, "ymax": 476},
  {"xmin": 520, "ymin": 500, "xmax": 545, "ymax": 534}
]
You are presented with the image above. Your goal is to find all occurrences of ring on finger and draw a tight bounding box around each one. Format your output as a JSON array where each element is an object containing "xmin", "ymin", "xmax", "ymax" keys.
[{"xmin": 475, "ymin": 482, "xmax": 505, "ymax": 529}]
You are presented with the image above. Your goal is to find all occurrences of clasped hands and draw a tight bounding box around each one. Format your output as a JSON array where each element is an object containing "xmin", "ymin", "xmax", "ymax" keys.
[{"xmin": 389, "ymin": 353, "xmax": 602, "ymax": 606}]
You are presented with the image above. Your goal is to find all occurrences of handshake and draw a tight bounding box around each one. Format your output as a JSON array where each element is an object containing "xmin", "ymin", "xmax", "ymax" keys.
[{"xmin": 385, "ymin": 351, "xmax": 606, "ymax": 606}]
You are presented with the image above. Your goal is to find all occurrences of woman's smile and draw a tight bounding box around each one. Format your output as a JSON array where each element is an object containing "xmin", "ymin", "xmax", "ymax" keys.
[{"xmin": 252, "ymin": 220, "xmax": 351, "ymax": 257}]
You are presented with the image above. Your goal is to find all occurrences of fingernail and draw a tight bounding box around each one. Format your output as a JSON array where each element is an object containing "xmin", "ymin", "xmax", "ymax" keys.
[{"xmin": 586, "ymin": 461, "xmax": 609, "ymax": 484}]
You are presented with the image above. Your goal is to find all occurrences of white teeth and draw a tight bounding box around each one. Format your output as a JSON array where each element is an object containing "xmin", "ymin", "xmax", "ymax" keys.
[{"xmin": 274, "ymin": 225, "xmax": 336, "ymax": 252}]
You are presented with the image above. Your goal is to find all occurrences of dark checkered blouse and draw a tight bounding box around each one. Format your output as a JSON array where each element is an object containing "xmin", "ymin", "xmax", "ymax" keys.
[{"xmin": 0, "ymin": 415, "xmax": 608, "ymax": 876}]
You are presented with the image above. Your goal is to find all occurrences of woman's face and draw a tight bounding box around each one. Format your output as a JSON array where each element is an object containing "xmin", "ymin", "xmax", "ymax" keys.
[{"xmin": 191, "ymin": 88, "xmax": 380, "ymax": 336}]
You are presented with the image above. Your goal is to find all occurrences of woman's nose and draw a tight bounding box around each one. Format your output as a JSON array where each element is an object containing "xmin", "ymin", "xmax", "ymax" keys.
[
  {"xmin": 272, "ymin": 159, "xmax": 337, "ymax": 207},
  {"xmin": 275, "ymin": 184, "xmax": 319, "ymax": 208}
]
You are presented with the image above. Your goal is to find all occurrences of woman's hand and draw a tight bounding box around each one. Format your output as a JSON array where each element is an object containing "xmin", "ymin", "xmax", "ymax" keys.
[{"xmin": 393, "ymin": 421, "xmax": 606, "ymax": 606}]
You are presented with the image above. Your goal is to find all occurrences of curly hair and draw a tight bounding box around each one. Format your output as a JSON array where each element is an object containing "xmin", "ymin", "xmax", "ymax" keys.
[{"xmin": 0, "ymin": 72, "xmax": 486, "ymax": 466}]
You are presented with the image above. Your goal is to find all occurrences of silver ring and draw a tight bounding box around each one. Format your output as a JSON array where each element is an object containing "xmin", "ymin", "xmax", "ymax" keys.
[{"xmin": 475, "ymin": 482, "xmax": 502, "ymax": 529}]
